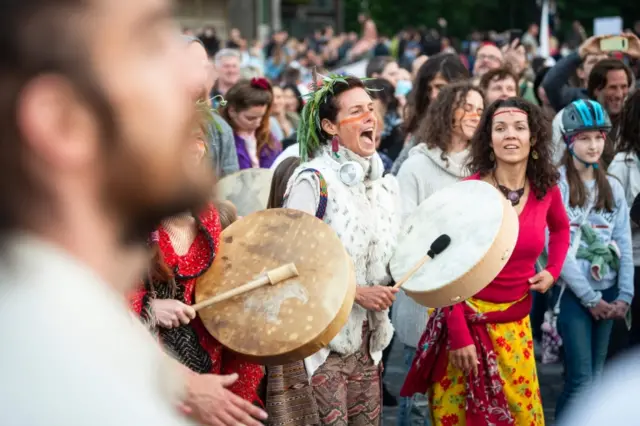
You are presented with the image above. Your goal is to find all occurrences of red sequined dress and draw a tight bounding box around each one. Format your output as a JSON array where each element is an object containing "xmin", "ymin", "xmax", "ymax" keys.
[{"xmin": 129, "ymin": 204, "xmax": 264, "ymax": 404}]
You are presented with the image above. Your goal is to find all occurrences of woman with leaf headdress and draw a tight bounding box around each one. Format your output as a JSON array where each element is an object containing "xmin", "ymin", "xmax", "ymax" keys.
[{"xmin": 264, "ymin": 74, "xmax": 402, "ymax": 425}]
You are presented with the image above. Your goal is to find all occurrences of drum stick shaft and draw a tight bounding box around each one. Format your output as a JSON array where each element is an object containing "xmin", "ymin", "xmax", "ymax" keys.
[
  {"xmin": 393, "ymin": 255, "xmax": 432, "ymax": 289},
  {"xmin": 192, "ymin": 263, "xmax": 299, "ymax": 311}
]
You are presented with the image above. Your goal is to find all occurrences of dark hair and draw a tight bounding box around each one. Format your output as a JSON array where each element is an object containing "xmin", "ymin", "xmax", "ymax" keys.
[
  {"xmin": 562, "ymin": 149, "xmax": 613, "ymax": 212},
  {"xmin": 533, "ymin": 67, "xmax": 551, "ymax": 106},
  {"xmin": 366, "ymin": 56, "xmax": 395, "ymax": 78},
  {"xmin": 478, "ymin": 67, "xmax": 520, "ymax": 95},
  {"xmin": 617, "ymin": 89, "xmax": 640, "ymax": 157},
  {"xmin": 468, "ymin": 98, "xmax": 558, "ymax": 199},
  {"xmin": 364, "ymin": 78, "xmax": 398, "ymax": 113},
  {"xmin": 220, "ymin": 79, "xmax": 274, "ymax": 153},
  {"xmin": 282, "ymin": 84, "xmax": 303, "ymax": 114},
  {"xmin": 404, "ymin": 53, "xmax": 469, "ymax": 136},
  {"xmin": 317, "ymin": 76, "xmax": 367, "ymax": 140},
  {"xmin": 587, "ymin": 59, "xmax": 634, "ymax": 100},
  {"xmin": 282, "ymin": 67, "xmax": 301, "ymax": 85},
  {"xmin": 415, "ymin": 82, "xmax": 483, "ymax": 160},
  {"xmin": 267, "ymin": 157, "xmax": 301, "ymax": 209},
  {"xmin": 0, "ymin": 0, "xmax": 115, "ymax": 233}
]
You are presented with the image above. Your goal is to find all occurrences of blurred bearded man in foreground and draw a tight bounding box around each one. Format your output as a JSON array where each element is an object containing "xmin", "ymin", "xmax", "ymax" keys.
[{"xmin": 0, "ymin": 0, "xmax": 266, "ymax": 425}]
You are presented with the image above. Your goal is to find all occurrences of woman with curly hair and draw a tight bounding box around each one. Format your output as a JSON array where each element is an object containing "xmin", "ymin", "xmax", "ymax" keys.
[
  {"xmin": 402, "ymin": 98, "xmax": 570, "ymax": 426},
  {"xmin": 391, "ymin": 53, "xmax": 470, "ymax": 174},
  {"xmin": 392, "ymin": 81, "xmax": 483, "ymax": 426}
]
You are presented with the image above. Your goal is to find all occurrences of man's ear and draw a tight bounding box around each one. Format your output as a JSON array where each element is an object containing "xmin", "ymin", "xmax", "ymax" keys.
[{"xmin": 321, "ymin": 118, "xmax": 337, "ymax": 136}]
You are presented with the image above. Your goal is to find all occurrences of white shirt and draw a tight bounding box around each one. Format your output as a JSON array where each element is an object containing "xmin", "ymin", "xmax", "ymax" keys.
[
  {"xmin": 244, "ymin": 135, "xmax": 260, "ymax": 168},
  {"xmin": 0, "ymin": 234, "xmax": 193, "ymax": 426},
  {"xmin": 270, "ymin": 143, "xmax": 300, "ymax": 170},
  {"xmin": 560, "ymin": 352, "xmax": 640, "ymax": 425}
]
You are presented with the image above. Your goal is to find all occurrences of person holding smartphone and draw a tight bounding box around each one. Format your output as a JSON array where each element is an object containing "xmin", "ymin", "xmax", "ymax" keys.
[{"xmin": 542, "ymin": 33, "xmax": 640, "ymax": 113}]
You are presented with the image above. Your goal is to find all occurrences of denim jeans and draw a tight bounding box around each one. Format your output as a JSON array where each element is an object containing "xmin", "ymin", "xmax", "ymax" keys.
[
  {"xmin": 555, "ymin": 285, "xmax": 617, "ymax": 419},
  {"xmin": 397, "ymin": 345, "xmax": 432, "ymax": 426}
]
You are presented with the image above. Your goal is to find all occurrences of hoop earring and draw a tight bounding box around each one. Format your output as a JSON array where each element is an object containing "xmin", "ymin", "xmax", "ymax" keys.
[{"xmin": 531, "ymin": 150, "xmax": 539, "ymax": 160}]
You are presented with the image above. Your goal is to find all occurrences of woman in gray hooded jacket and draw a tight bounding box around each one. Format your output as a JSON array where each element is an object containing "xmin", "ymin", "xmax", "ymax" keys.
[{"xmin": 393, "ymin": 81, "xmax": 484, "ymax": 426}]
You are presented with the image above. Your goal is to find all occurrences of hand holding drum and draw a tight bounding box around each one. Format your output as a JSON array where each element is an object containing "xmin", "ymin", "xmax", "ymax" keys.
[
  {"xmin": 393, "ymin": 234, "xmax": 451, "ymax": 289},
  {"xmin": 356, "ymin": 235, "xmax": 450, "ymax": 312}
]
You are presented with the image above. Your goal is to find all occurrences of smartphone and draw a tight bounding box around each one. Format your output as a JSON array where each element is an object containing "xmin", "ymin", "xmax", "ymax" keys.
[
  {"xmin": 600, "ymin": 36, "xmax": 629, "ymax": 52},
  {"xmin": 509, "ymin": 29, "xmax": 523, "ymax": 44}
]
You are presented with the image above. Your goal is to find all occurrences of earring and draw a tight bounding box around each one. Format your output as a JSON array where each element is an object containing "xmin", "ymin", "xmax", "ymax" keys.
[
  {"xmin": 331, "ymin": 135, "xmax": 339, "ymax": 153},
  {"xmin": 531, "ymin": 150, "xmax": 539, "ymax": 160},
  {"xmin": 489, "ymin": 151, "xmax": 495, "ymax": 162}
]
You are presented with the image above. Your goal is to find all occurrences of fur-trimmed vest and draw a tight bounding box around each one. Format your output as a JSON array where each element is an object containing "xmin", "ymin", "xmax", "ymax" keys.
[{"xmin": 285, "ymin": 149, "xmax": 401, "ymax": 356}]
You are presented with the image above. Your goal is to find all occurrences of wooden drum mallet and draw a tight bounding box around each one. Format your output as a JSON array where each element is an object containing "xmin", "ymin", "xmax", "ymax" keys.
[{"xmin": 192, "ymin": 263, "xmax": 299, "ymax": 311}]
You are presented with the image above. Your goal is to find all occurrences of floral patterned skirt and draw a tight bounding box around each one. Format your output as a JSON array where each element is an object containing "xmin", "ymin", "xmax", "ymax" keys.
[{"xmin": 429, "ymin": 298, "xmax": 545, "ymax": 426}]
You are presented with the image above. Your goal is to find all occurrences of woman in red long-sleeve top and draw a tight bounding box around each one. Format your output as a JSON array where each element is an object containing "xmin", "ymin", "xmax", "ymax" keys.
[
  {"xmin": 401, "ymin": 98, "xmax": 570, "ymax": 426},
  {"xmin": 129, "ymin": 123, "xmax": 264, "ymax": 405}
]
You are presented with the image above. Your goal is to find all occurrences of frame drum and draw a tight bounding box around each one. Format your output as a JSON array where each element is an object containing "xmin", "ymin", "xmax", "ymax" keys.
[
  {"xmin": 195, "ymin": 208, "xmax": 356, "ymax": 365},
  {"xmin": 389, "ymin": 180, "xmax": 519, "ymax": 308},
  {"xmin": 217, "ymin": 169, "xmax": 273, "ymax": 217}
]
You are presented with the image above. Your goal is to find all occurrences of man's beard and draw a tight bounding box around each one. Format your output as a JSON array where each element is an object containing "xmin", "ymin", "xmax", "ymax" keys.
[
  {"xmin": 119, "ymin": 187, "xmax": 213, "ymax": 246},
  {"xmin": 103, "ymin": 140, "xmax": 215, "ymax": 246}
]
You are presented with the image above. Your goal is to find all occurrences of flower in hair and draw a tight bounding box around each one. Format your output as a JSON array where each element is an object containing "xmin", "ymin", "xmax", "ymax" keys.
[
  {"xmin": 306, "ymin": 80, "xmax": 325, "ymax": 92},
  {"xmin": 250, "ymin": 77, "xmax": 271, "ymax": 91}
]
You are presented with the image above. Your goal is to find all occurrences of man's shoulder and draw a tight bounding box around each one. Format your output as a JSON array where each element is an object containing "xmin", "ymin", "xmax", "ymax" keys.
[
  {"xmin": 212, "ymin": 113, "xmax": 232, "ymax": 134},
  {"xmin": 0, "ymin": 270, "xmax": 188, "ymax": 426}
]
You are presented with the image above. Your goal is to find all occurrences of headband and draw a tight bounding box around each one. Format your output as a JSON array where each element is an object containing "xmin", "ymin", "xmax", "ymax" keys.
[{"xmin": 492, "ymin": 109, "xmax": 527, "ymax": 118}]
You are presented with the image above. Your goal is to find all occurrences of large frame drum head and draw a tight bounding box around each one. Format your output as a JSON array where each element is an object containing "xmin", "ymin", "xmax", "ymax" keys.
[
  {"xmin": 390, "ymin": 180, "xmax": 519, "ymax": 308},
  {"xmin": 196, "ymin": 208, "xmax": 356, "ymax": 365},
  {"xmin": 217, "ymin": 169, "xmax": 273, "ymax": 216}
]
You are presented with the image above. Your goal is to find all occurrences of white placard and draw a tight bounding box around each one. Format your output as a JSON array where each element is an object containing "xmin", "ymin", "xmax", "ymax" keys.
[
  {"xmin": 594, "ymin": 17, "xmax": 623, "ymax": 36},
  {"xmin": 330, "ymin": 59, "xmax": 369, "ymax": 78}
]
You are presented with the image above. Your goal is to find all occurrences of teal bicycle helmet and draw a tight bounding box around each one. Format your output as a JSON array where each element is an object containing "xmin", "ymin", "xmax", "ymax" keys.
[{"xmin": 561, "ymin": 99, "xmax": 612, "ymax": 169}]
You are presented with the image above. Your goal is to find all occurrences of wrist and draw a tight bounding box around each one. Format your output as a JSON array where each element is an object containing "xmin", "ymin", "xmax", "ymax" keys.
[
  {"xmin": 578, "ymin": 47, "xmax": 587, "ymax": 59},
  {"xmin": 354, "ymin": 287, "xmax": 362, "ymax": 305},
  {"xmin": 583, "ymin": 292, "xmax": 602, "ymax": 308}
]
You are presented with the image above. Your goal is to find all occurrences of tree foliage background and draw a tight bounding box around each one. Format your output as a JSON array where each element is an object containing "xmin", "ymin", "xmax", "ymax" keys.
[{"xmin": 344, "ymin": 0, "xmax": 640, "ymax": 38}]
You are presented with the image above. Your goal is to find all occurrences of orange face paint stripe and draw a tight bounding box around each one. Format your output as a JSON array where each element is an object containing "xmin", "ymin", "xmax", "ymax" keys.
[{"xmin": 338, "ymin": 111, "xmax": 375, "ymax": 126}]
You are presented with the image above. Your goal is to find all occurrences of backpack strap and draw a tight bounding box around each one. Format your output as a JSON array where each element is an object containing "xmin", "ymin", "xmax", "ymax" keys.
[
  {"xmin": 283, "ymin": 168, "xmax": 328, "ymax": 220},
  {"xmin": 303, "ymin": 168, "xmax": 328, "ymax": 220}
]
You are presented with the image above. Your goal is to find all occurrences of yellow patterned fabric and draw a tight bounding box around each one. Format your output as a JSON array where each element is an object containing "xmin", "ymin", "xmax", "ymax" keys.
[{"xmin": 429, "ymin": 298, "xmax": 545, "ymax": 426}]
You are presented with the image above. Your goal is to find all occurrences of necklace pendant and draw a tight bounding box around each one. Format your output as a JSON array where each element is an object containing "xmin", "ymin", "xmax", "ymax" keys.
[{"xmin": 507, "ymin": 191, "xmax": 521, "ymax": 206}]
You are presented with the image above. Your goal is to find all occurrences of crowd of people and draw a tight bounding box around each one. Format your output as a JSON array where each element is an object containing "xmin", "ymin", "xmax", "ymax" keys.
[
  {"xmin": 3, "ymin": 0, "xmax": 640, "ymax": 425},
  {"xmin": 184, "ymin": 18, "xmax": 640, "ymax": 426}
]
